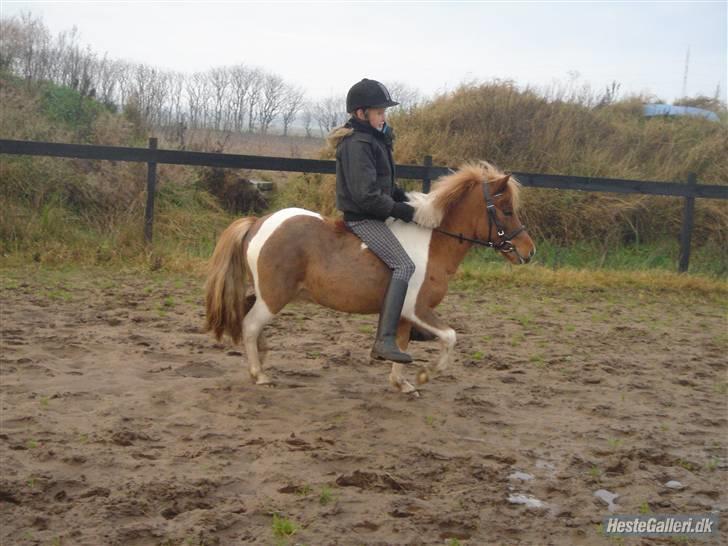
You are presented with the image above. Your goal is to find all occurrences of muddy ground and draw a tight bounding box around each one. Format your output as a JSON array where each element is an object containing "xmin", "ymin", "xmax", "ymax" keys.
[{"xmin": 0, "ymin": 267, "xmax": 725, "ymax": 546}]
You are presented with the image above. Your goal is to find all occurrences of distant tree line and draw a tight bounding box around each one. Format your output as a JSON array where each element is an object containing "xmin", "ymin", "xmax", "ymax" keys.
[{"xmin": 0, "ymin": 12, "xmax": 423, "ymax": 140}]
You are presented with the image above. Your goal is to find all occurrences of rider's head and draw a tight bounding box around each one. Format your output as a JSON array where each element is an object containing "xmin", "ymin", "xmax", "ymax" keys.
[{"xmin": 346, "ymin": 79, "xmax": 399, "ymax": 131}]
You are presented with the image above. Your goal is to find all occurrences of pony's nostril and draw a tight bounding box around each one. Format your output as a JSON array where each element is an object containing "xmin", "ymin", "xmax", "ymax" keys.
[{"xmin": 529, "ymin": 248, "xmax": 536, "ymax": 259}]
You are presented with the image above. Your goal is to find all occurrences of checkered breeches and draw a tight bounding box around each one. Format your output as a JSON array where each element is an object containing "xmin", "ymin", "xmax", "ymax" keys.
[{"xmin": 346, "ymin": 219, "xmax": 416, "ymax": 282}]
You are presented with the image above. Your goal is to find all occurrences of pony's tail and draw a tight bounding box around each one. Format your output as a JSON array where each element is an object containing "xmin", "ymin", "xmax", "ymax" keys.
[{"xmin": 205, "ymin": 217, "xmax": 257, "ymax": 344}]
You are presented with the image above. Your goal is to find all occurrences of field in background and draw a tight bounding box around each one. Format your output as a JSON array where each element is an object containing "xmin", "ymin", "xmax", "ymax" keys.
[
  {"xmin": 1, "ymin": 69, "xmax": 727, "ymax": 279},
  {"xmin": 154, "ymin": 126, "xmax": 325, "ymax": 160}
]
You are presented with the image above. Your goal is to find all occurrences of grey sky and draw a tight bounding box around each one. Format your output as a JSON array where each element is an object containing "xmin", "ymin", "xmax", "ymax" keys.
[{"xmin": 2, "ymin": 1, "xmax": 726, "ymax": 103}]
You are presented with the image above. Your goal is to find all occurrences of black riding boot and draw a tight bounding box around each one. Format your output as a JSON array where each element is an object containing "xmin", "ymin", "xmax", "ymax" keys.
[{"xmin": 371, "ymin": 278, "xmax": 412, "ymax": 364}]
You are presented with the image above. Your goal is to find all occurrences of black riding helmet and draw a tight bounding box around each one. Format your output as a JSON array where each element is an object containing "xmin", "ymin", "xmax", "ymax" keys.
[{"xmin": 346, "ymin": 79, "xmax": 399, "ymax": 113}]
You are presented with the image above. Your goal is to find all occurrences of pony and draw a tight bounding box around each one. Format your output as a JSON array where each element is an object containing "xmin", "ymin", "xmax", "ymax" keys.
[{"xmin": 205, "ymin": 162, "xmax": 536, "ymax": 394}]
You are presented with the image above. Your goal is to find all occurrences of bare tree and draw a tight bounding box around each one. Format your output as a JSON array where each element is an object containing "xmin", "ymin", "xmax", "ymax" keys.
[
  {"xmin": 1, "ymin": 12, "xmax": 331, "ymax": 138},
  {"xmin": 257, "ymin": 73, "xmax": 286, "ymax": 134},
  {"xmin": 166, "ymin": 70, "xmax": 186, "ymax": 125},
  {"xmin": 280, "ymin": 84, "xmax": 305, "ymax": 136},
  {"xmin": 229, "ymin": 64, "xmax": 252, "ymax": 132},
  {"xmin": 312, "ymin": 95, "xmax": 347, "ymax": 136},
  {"xmin": 58, "ymin": 25, "xmax": 83, "ymax": 90},
  {"xmin": 15, "ymin": 12, "xmax": 51, "ymax": 87},
  {"xmin": 0, "ymin": 17, "xmax": 23, "ymax": 71},
  {"xmin": 384, "ymin": 80, "xmax": 421, "ymax": 112},
  {"xmin": 246, "ymin": 67, "xmax": 263, "ymax": 132},
  {"xmin": 186, "ymin": 71, "xmax": 211, "ymax": 129},
  {"xmin": 301, "ymin": 102, "xmax": 314, "ymax": 138},
  {"xmin": 207, "ymin": 66, "xmax": 230, "ymax": 131},
  {"xmin": 93, "ymin": 54, "xmax": 120, "ymax": 109}
]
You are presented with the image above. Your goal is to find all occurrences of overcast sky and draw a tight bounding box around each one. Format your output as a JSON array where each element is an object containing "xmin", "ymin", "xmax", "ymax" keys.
[{"xmin": 2, "ymin": 1, "xmax": 726, "ymax": 103}]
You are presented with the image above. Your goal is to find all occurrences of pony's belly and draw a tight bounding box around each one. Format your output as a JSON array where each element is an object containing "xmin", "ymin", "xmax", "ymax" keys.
[{"xmin": 304, "ymin": 220, "xmax": 434, "ymax": 316}]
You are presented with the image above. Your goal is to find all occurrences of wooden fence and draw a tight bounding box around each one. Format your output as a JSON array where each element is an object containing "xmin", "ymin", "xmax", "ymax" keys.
[{"xmin": 2, "ymin": 137, "xmax": 726, "ymax": 272}]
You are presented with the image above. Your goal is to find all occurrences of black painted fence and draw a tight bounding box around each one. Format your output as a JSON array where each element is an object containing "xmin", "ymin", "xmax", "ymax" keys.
[{"xmin": 2, "ymin": 138, "xmax": 726, "ymax": 272}]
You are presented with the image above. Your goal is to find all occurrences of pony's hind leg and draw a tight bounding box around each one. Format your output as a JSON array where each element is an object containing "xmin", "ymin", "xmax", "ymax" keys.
[
  {"xmin": 244, "ymin": 293, "xmax": 270, "ymax": 365},
  {"xmin": 409, "ymin": 309, "xmax": 456, "ymax": 385},
  {"xmin": 242, "ymin": 298, "xmax": 275, "ymax": 384},
  {"xmin": 388, "ymin": 321, "xmax": 419, "ymax": 395}
]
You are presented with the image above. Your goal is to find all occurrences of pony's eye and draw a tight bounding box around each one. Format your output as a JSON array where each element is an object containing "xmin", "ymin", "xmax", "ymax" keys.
[{"xmin": 503, "ymin": 211, "xmax": 513, "ymax": 217}]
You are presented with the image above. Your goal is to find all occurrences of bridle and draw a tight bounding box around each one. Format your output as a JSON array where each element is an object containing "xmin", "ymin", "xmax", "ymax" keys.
[{"xmin": 432, "ymin": 180, "xmax": 529, "ymax": 263}]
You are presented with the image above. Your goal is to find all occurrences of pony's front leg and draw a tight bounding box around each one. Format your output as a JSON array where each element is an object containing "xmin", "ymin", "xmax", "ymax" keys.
[
  {"xmin": 388, "ymin": 321, "xmax": 418, "ymax": 394},
  {"xmin": 410, "ymin": 309, "xmax": 456, "ymax": 385}
]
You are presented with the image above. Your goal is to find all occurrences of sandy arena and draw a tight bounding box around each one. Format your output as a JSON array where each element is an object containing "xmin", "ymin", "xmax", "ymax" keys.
[{"xmin": 0, "ymin": 268, "xmax": 725, "ymax": 545}]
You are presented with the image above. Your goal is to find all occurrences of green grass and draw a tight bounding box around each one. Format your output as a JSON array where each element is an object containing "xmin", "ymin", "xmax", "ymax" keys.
[
  {"xmin": 319, "ymin": 486, "xmax": 334, "ymax": 505},
  {"xmin": 607, "ymin": 438, "xmax": 623, "ymax": 450},
  {"xmin": 529, "ymin": 353, "xmax": 545, "ymax": 365},
  {"xmin": 295, "ymin": 484, "xmax": 312, "ymax": 496},
  {"xmin": 677, "ymin": 458, "xmax": 699, "ymax": 472},
  {"xmin": 272, "ymin": 513, "xmax": 297, "ymax": 538},
  {"xmin": 461, "ymin": 239, "xmax": 728, "ymax": 278},
  {"xmin": 706, "ymin": 458, "xmax": 719, "ymax": 472}
]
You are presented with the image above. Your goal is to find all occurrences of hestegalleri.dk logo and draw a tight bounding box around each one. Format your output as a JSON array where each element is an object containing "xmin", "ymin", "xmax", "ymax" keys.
[{"xmin": 603, "ymin": 514, "xmax": 719, "ymax": 538}]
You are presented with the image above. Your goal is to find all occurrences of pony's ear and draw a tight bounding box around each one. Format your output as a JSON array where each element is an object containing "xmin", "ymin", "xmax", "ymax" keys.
[{"xmin": 491, "ymin": 174, "xmax": 510, "ymax": 195}]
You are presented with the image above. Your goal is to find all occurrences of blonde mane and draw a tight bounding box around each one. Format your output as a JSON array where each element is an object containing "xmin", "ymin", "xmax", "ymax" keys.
[{"xmin": 407, "ymin": 161, "xmax": 521, "ymax": 228}]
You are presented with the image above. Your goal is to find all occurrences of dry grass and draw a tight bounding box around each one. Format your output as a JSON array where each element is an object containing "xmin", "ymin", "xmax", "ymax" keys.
[
  {"xmin": 2, "ymin": 73, "xmax": 726, "ymax": 282},
  {"xmin": 388, "ymin": 82, "xmax": 728, "ymax": 247},
  {"xmin": 456, "ymin": 261, "xmax": 727, "ymax": 299}
]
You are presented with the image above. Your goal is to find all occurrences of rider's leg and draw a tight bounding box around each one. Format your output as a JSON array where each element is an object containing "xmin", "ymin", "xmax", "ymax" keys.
[{"xmin": 346, "ymin": 219, "xmax": 415, "ymax": 364}]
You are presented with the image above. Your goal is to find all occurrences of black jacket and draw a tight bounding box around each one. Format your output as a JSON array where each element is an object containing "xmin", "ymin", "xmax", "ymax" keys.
[{"xmin": 334, "ymin": 118, "xmax": 408, "ymax": 222}]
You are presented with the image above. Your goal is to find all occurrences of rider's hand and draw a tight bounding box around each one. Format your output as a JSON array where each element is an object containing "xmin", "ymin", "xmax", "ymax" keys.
[
  {"xmin": 390, "ymin": 202, "xmax": 415, "ymax": 223},
  {"xmin": 392, "ymin": 186, "xmax": 409, "ymax": 202}
]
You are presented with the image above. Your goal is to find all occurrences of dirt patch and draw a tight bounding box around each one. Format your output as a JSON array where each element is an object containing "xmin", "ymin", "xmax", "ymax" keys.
[{"xmin": 0, "ymin": 268, "xmax": 725, "ymax": 545}]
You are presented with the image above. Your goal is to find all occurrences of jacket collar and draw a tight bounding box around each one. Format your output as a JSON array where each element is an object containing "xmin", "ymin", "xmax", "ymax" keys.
[
  {"xmin": 346, "ymin": 116, "xmax": 378, "ymax": 136},
  {"xmin": 345, "ymin": 116, "xmax": 394, "ymax": 148}
]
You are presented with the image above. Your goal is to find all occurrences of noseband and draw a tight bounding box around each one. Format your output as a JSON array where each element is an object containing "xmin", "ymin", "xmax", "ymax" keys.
[{"xmin": 432, "ymin": 181, "xmax": 529, "ymax": 262}]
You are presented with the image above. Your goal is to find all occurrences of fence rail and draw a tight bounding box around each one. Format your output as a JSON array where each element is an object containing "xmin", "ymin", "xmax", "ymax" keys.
[{"xmin": 2, "ymin": 138, "xmax": 726, "ymax": 272}]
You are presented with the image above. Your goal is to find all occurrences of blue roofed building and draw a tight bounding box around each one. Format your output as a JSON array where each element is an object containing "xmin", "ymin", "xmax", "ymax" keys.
[{"xmin": 643, "ymin": 103, "xmax": 720, "ymax": 122}]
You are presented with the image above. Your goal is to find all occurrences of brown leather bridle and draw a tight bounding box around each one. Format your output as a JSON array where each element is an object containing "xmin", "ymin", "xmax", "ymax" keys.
[{"xmin": 432, "ymin": 181, "xmax": 529, "ymax": 263}]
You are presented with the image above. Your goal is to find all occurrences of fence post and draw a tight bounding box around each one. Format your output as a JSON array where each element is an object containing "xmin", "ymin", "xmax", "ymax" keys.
[
  {"xmin": 423, "ymin": 155, "xmax": 432, "ymax": 193},
  {"xmin": 144, "ymin": 137, "xmax": 158, "ymax": 244},
  {"xmin": 678, "ymin": 172, "xmax": 697, "ymax": 273}
]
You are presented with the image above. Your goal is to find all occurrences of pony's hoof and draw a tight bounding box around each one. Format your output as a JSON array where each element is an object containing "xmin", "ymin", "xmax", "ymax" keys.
[
  {"xmin": 416, "ymin": 369, "xmax": 430, "ymax": 385},
  {"xmin": 389, "ymin": 374, "xmax": 418, "ymax": 395}
]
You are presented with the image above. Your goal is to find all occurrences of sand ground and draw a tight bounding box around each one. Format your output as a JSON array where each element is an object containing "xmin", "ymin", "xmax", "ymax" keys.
[{"xmin": 0, "ymin": 267, "xmax": 725, "ymax": 545}]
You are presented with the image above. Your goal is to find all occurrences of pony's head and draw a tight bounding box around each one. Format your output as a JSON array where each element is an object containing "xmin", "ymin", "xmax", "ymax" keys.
[{"xmin": 408, "ymin": 161, "xmax": 535, "ymax": 264}]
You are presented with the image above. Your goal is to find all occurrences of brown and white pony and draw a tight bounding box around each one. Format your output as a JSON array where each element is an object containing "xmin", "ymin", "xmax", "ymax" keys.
[{"xmin": 205, "ymin": 162, "xmax": 535, "ymax": 393}]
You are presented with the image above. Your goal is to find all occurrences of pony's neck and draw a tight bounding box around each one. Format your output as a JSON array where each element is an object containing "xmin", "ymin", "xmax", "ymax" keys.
[{"xmin": 429, "ymin": 194, "xmax": 479, "ymax": 275}]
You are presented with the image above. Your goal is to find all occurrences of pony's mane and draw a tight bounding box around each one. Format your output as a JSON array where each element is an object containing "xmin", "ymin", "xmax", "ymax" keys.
[{"xmin": 407, "ymin": 161, "xmax": 521, "ymax": 228}]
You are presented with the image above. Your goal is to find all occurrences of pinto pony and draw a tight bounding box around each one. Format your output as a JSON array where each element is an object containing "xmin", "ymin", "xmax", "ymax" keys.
[{"xmin": 205, "ymin": 162, "xmax": 535, "ymax": 393}]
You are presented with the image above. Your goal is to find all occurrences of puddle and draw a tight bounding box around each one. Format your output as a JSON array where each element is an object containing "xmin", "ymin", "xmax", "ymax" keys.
[
  {"xmin": 594, "ymin": 489, "xmax": 619, "ymax": 512},
  {"xmin": 508, "ymin": 471, "xmax": 535, "ymax": 481},
  {"xmin": 508, "ymin": 493, "xmax": 545, "ymax": 508}
]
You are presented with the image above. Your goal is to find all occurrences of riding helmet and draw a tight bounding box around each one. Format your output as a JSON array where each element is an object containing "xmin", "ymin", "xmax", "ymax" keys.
[{"xmin": 346, "ymin": 78, "xmax": 399, "ymax": 113}]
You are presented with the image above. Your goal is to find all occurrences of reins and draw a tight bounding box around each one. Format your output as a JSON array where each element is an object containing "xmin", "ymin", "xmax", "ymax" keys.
[{"xmin": 430, "ymin": 181, "xmax": 529, "ymax": 263}]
